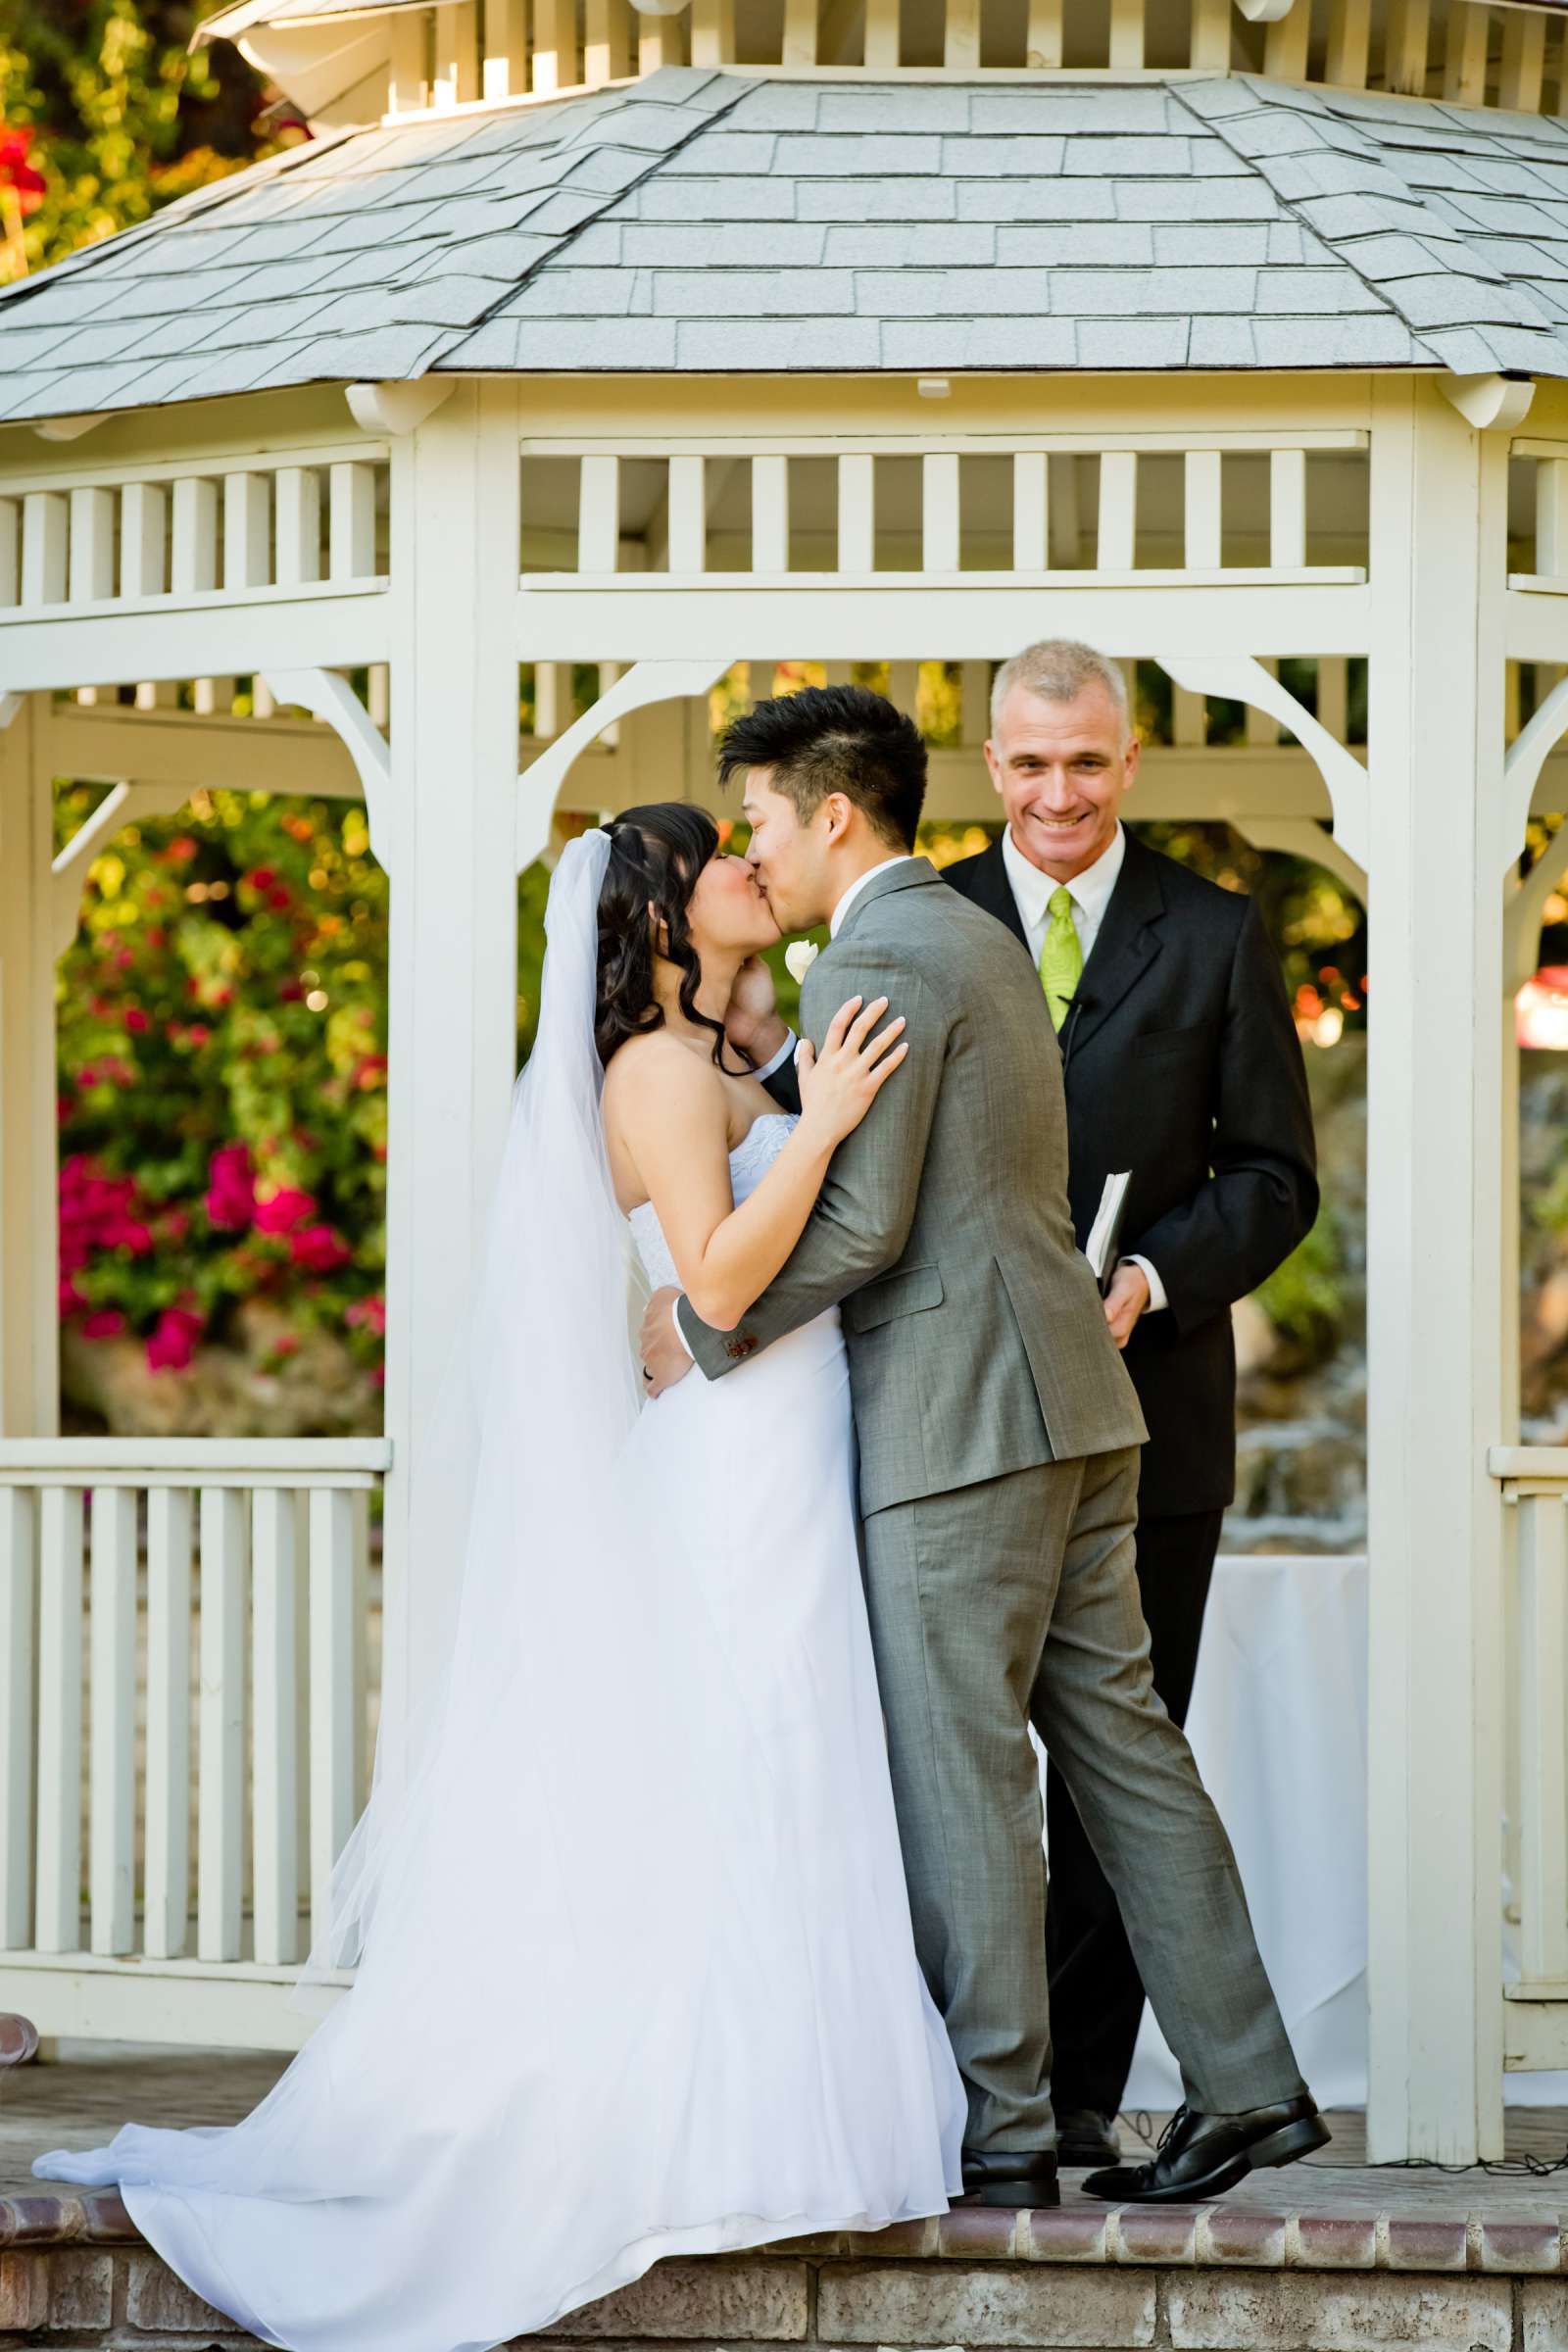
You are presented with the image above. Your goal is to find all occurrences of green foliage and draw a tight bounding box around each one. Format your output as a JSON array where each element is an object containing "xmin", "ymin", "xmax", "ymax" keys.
[
  {"xmin": 0, "ymin": 0, "xmax": 274, "ymax": 277},
  {"xmin": 1251, "ymin": 1205, "xmax": 1345, "ymax": 1355}
]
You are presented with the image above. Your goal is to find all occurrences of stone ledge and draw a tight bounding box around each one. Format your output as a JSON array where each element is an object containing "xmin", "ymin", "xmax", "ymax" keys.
[{"xmin": 4, "ymin": 2191, "xmax": 1567, "ymax": 2274}]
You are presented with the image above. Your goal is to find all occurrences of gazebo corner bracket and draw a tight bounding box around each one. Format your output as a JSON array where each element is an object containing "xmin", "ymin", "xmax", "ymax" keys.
[
  {"xmin": 514, "ymin": 657, "xmax": 734, "ymax": 874},
  {"xmin": 260, "ymin": 667, "xmax": 395, "ymax": 869},
  {"xmin": 345, "ymin": 380, "xmax": 457, "ymax": 437},
  {"xmin": 31, "ymin": 414, "xmax": 105, "ymax": 445},
  {"xmin": 1502, "ymin": 668, "xmax": 1568, "ymax": 881},
  {"xmin": 1154, "ymin": 653, "xmax": 1370, "ymax": 874},
  {"xmin": 1442, "ymin": 373, "xmax": 1537, "ymax": 433}
]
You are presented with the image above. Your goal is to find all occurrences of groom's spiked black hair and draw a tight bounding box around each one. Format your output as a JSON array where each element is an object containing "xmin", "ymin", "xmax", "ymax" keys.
[{"xmin": 717, "ymin": 684, "xmax": 927, "ymax": 852}]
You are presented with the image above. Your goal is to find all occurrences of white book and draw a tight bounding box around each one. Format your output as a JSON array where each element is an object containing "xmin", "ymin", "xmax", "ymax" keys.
[{"xmin": 1085, "ymin": 1169, "xmax": 1133, "ymax": 1296}]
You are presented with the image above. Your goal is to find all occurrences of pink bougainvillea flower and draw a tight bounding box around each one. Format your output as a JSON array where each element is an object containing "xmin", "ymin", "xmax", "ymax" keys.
[
  {"xmin": 205, "ymin": 1142, "xmax": 255, "ymax": 1231},
  {"xmin": 253, "ymin": 1186, "xmax": 316, "ymax": 1235},
  {"xmin": 58, "ymin": 1276, "xmax": 84, "ymax": 1316},
  {"xmin": 80, "ymin": 1308, "xmax": 126, "ymax": 1340},
  {"xmin": 345, "ymin": 1293, "xmax": 387, "ymax": 1337},
  {"xmin": 146, "ymin": 1306, "xmax": 203, "ymax": 1374},
  {"xmin": 289, "ymin": 1222, "xmax": 351, "ymax": 1274}
]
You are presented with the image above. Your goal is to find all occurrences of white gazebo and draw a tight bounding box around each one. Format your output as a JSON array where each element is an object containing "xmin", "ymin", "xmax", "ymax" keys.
[{"xmin": 0, "ymin": 0, "xmax": 1565, "ymax": 2166}]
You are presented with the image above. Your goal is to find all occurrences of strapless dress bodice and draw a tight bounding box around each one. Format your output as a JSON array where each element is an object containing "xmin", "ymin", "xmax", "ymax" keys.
[{"xmin": 628, "ymin": 1111, "xmax": 797, "ymax": 1294}]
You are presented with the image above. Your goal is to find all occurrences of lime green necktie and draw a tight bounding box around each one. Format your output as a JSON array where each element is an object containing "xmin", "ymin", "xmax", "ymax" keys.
[{"xmin": 1039, "ymin": 885, "xmax": 1083, "ymax": 1033}]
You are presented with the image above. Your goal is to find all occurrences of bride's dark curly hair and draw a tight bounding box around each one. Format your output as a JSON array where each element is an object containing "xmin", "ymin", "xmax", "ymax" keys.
[{"xmin": 595, "ymin": 805, "xmax": 745, "ymax": 1072}]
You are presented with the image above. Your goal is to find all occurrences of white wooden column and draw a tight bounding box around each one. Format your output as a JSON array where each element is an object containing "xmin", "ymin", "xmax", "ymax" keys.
[
  {"xmin": 380, "ymin": 383, "xmax": 522, "ymax": 1752},
  {"xmin": 0, "ymin": 697, "xmax": 58, "ymax": 1434},
  {"xmin": 1364, "ymin": 377, "xmax": 1509, "ymax": 2163}
]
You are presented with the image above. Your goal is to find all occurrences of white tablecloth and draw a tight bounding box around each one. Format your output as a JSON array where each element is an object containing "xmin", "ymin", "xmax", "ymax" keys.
[{"xmin": 1035, "ymin": 1550, "xmax": 1565, "ymax": 2114}]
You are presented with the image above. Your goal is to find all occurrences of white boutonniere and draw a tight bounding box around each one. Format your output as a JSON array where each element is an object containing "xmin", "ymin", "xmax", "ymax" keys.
[{"xmin": 784, "ymin": 940, "xmax": 820, "ymax": 985}]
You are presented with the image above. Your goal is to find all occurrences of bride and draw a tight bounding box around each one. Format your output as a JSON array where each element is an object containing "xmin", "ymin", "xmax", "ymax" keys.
[{"xmin": 33, "ymin": 808, "xmax": 965, "ymax": 2352}]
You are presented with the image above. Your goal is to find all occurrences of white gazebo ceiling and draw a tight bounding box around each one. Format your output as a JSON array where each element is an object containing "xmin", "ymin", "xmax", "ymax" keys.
[{"xmin": 5, "ymin": 65, "xmax": 1568, "ymax": 419}]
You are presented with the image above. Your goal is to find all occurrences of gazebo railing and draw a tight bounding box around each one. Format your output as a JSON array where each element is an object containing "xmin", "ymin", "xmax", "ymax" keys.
[
  {"xmin": 381, "ymin": 0, "xmax": 1568, "ymax": 122},
  {"xmin": 0, "ymin": 1440, "xmax": 386, "ymax": 2050},
  {"xmin": 1493, "ymin": 1446, "xmax": 1568, "ymax": 2073},
  {"xmin": 0, "ymin": 447, "xmax": 389, "ymax": 627}
]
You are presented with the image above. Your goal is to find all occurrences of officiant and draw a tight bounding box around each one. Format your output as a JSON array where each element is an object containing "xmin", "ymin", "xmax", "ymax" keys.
[{"xmin": 945, "ymin": 639, "xmax": 1318, "ymax": 2171}]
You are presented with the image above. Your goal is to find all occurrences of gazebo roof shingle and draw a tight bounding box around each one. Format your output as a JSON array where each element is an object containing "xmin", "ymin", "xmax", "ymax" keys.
[{"xmin": 5, "ymin": 65, "xmax": 1568, "ymax": 420}]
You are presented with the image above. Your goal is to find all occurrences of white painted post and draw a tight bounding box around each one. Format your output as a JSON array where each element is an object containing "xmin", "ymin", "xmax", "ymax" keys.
[
  {"xmin": 1264, "ymin": 0, "xmax": 1310, "ymax": 78},
  {"xmin": 0, "ymin": 697, "xmax": 58, "ymax": 1435},
  {"xmin": 68, "ymin": 488, "xmax": 114, "ymax": 605},
  {"xmin": 1325, "ymin": 0, "xmax": 1371, "ymax": 87},
  {"xmin": 1500, "ymin": 9, "xmax": 1546, "ymax": 112},
  {"xmin": 1516, "ymin": 1494, "xmax": 1568, "ymax": 1983},
  {"xmin": 483, "ymin": 0, "xmax": 526, "ymax": 96},
  {"xmin": 1185, "ymin": 450, "xmax": 1223, "ymax": 571},
  {"xmin": 380, "ymin": 383, "xmax": 523, "ymax": 1786},
  {"xmin": 754, "ymin": 457, "xmax": 789, "ymax": 575},
  {"xmin": 0, "ymin": 499, "xmax": 18, "ymax": 607},
  {"xmin": 224, "ymin": 472, "xmax": 271, "ymax": 590},
  {"xmin": 1012, "ymin": 452, "xmax": 1048, "ymax": 572},
  {"xmin": 88, "ymin": 1486, "xmax": 137, "ymax": 1955},
  {"xmin": 1097, "ymin": 452, "xmax": 1137, "ymax": 570},
  {"xmin": 585, "ymin": 0, "xmax": 632, "ymax": 81},
  {"xmin": 197, "ymin": 1486, "xmax": 249, "ymax": 1964},
  {"xmin": 1025, "ymin": 0, "xmax": 1063, "ymax": 66},
  {"xmin": 121, "ymin": 482, "xmax": 167, "ymax": 599},
  {"xmin": 21, "ymin": 493, "xmax": 66, "ymax": 608},
  {"xmin": 1189, "ymin": 0, "xmax": 1230, "ymax": 68},
  {"xmin": 309, "ymin": 1487, "xmax": 367, "ymax": 1953},
  {"xmin": 171, "ymin": 477, "xmax": 218, "ymax": 595},
  {"xmin": 143, "ymin": 1486, "xmax": 192, "ymax": 1960},
  {"xmin": 838, "ymin": 455, "xmax": 875, "ymax": 573},
  {"xmin": 252, "ymin": 1487, "xmax": 301, "ymax": 1966},
  {"xmin": 1364, "ymin": 376, "xmax": 1508, "ymax": 2162},
  {"xmin": 275, "ymin": 468, "xmax": 322, "ymax": 587},
  {"xmin": 922, "ymin": 454, "xmax": 960, "ymax": 574},
  {"xmin": 34, "ymin": 1486, "xmax": 84, "ymax": 1953},
  {"xmin": 389, "ymin": 8, "xmax": 427, "ymax": 108},
  {"xmin": 667, "ymin": 456, "xmax": 707, "ymax": 574},
  {"xmin": 1270, "ymin": 448, "xmax": 1307, "ymax": 570},
  {"xmin": 782, "ymin": 0, "xmax": 817, "ymax": 61},
  {"xmin": 0, "ymin": 1488, "xmax": 35, "ymax": 1946},
  {"xmin": 1443, "ymin": 0, "xmax": 1489, "ymax": 102},
  {"xmin": 1107, "ymin": 0, "xmax": 1143, "ymax": 69},
  {"xmin": 1384, "ymin": 0, "xmax": 1432, "ymax": 94}
]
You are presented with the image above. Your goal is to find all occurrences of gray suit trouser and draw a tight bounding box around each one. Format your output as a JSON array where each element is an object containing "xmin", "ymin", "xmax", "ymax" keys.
[{"xmin": 861, "ymin": 1445, "xmax": 1303, "ymax": 2151}]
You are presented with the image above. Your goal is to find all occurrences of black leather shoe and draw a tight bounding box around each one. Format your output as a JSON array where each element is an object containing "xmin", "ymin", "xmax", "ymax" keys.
[
  {"xmin": 1082, "ymin": 2096, "xmax": 1330, "ymax": 2204},
  {"xmin": 955, "ymin": 2147, "xmax": 1060, "ymax": 2209},
  {"xmin": 1055, "ymin": 2109, "xmax": 1122, "ymax": 2169}
]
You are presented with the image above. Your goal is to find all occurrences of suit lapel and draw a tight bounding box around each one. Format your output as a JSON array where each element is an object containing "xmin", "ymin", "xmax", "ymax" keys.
[{"xmin": 1068, "ymin": 830, "xmax": 1167, "ymax": 1054}]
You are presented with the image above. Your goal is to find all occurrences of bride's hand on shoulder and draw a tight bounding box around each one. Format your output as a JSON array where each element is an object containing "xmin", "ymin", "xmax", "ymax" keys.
[{"xmin": 796, "ymin": 995, "xmax": 907, "ymax": 1150}]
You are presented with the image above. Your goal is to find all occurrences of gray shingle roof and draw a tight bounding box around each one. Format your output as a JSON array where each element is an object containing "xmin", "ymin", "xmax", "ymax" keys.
[{"xmin": 10, "ymin": 65, "xmax": 1568, "ymax": 416}]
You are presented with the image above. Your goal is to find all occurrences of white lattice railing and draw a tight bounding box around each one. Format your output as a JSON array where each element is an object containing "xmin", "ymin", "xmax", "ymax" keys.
[
  {"xmin": 519, "ymin": 437, "xmax": 1372, "ymax": 587},
  {"xmin": 1494, "ymin": 1447, "xmax": 1568, "ymax": 2072},
  {"xmin": 0, "ymin": 1440, "xmax": 386, "ymax": 2048},
  {"xmin": 0, "ymin": 450, "xmax": 390, "ymax": 625},
  {"xmin": 378, "ymin": 0, "xmax": 1568, "ymax": 121}
]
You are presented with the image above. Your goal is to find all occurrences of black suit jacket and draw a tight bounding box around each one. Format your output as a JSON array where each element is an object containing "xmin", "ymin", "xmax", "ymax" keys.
[{"xmin": 943, "ymin": 829, "xmax": 1317, "ymax": 1516}]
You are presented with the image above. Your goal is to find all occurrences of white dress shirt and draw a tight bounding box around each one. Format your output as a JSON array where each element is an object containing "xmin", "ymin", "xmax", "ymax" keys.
[{"xmin": 1000, "ymin": 819, "xmax": 1166, "ymax": 1314}]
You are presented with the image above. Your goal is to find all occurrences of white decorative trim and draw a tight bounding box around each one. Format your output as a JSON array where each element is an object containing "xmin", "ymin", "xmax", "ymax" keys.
[
  {"xmin": 1155, "ymin": 653, "xmax": 1371, "ymax": 871},
  {"xmin": 1443, "ymin": 375, "xmax": 1537, "ymax": 434},
  {"xmin": 514, "ymin": 657, "xmax": 730, "ymax": 870},
  {"xmin": 50, "ymin": 781, "xmax": 192, "ymax": 956},
  {"xmin": 0, "ymin": 692, "xmax": 22, "ymax": 730},
  {"xmin": 1502, "ymin": 669, "xmax": 1568, "ymax": 878},
  {"xmin": 1236, "ymin": 813, "xmax": 1368, "ymax": 906},
  {"xmin": 260, "ymin": 667, "xmax": 395, "ymax": 867},
  {"xmin": 1508, "ymin": 818, "xmax": 1568, "ymax": 987},
  {"xmin": 31, "ymin": 416, "xmax": 104, "ymax": 445},
  {"xmin": 346, "ymin": 380, "xmax": 457, "ymax": 437}
]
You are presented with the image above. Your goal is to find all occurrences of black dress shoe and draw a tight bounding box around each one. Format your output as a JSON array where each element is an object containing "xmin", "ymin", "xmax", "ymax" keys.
[
  {"xmin": 1082, "ymin": 2095, "xmax": 1330, "ymax": 2204},
  {"xmin": 955, "ymin": 2146, "xmax": 1060, "ymax": 2209},
  {"xmin": 1054, "ymin": 2109, "xmax": 1122, "ymax": 2169}
]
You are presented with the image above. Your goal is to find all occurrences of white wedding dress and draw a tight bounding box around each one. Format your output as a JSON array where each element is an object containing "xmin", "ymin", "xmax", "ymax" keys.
[{"xmin": 34, "ymin": 843, "xmax": 964, "ymax": 2352}]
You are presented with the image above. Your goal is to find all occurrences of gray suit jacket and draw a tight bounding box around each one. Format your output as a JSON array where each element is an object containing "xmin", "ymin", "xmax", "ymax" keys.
[{"xmin": 679, "ymin": 859, "xmax": 1148, "ymax": 1516}]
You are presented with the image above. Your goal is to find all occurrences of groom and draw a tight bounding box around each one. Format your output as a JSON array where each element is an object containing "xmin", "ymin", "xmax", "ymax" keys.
[{"xmin": 639, "ymin": 685, "xmax": 1326, "ymax": 2209}]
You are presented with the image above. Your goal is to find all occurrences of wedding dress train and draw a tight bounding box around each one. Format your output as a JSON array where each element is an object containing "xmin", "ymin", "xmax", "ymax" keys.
[{"xmin": 33, "ymin": 839, "xmax": 963, "ymax": 2352}]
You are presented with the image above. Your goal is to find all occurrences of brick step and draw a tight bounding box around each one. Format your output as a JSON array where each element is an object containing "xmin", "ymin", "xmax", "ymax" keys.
[{"xmin": 5, "ymin": 2196, "xmax": 1568, "ymax": 2351}]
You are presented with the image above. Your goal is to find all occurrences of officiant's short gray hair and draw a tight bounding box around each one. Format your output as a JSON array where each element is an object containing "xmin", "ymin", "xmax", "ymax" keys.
[{"xmin": 991, "ymin": 640, "xmax": 1130, "ymax": 735}]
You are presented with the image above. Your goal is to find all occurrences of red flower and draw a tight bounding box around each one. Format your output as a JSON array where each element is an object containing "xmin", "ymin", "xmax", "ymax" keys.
[
  {"xmin": 247, "ymin": 867, "xmax": 276, "ymax": 891},
  {"xmin": 146, "ymin": 1307, "xmax": 203, "ymax": 1374},
  {"xmin": 345, "ymin": 1293, "xmax": 386, "ymax": 1337},
  {"xmin": 80, "ymin": 1308, "xmax": 125, "ymax": 1340},
  {"xmin": 289, "ymin": 1222, "xmax": 351, "ymax": 1274},
  {"xmin": 0, "ymin": 131, "xmax": 45, "ymax": 214},
  {"xmin": 268, "ymin": 886, "xmax": 291, "ymax": 911},
  {"xmin": 58, "ymin": 1276, "xmax": 83, "ymax": 1315},
  {"xmin": 123, "ymin": 1006, "xmax": 149, "ymax": 1034},
  {"xmin": 254, "ymin": 1185, "xmax": 315, "ymax": 1235}
]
